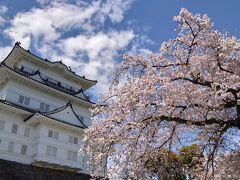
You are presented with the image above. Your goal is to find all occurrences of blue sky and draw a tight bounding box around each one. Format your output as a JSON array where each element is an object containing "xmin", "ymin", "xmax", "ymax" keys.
[{"xmin": 0, "ymin": 0, "xmax": 239, "ymax": 95}]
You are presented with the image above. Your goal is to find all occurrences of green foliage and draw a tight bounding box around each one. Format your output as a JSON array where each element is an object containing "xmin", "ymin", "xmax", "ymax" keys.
[
  {"xmin": 144, "ymin": 144, "xmax": 203, "ymax": 180},
  {"xmin": 178, "ymin": 144, "xmax": 200, "ymax": 165}
]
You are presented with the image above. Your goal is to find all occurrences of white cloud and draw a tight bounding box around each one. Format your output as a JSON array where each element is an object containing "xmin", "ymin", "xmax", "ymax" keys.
[
  {"xmin": 2, "ymin": 0, "xmax": 153, "ymax": 96},
  {"xmin": 98, "ymin": 0, "xmax": 134, "ymax": 23},
  {"xmin": 60, "ymin": 30, "xmax": 134, "ymax": 59},
  {"xmin": 4, "ymin": 2, "xmax": 102, "ymax": 48},
  {"xmin": 36, "ymin": 0, "xmax": 133, "ymax": 24},
  {"xmin": 54, "ymin": 30, "xmax": 134, "ymax": 94},
  {"xmin": 0, "ymin": 5, "xmax": 8, "ymax": 14},
  {"xmin": 4, "ymin": 0, "xmax": 134, "ymax": 49},
  {"xmin": 0, "ymin": 5, "xmax": 8, "ymax": 26},
  {"xmin": 0, "ymin": 46, "xmax": 12, "ymax": 61},
  {"xmin": 0, "ymin": 16, "xmax": 5, "ymax": 26}
]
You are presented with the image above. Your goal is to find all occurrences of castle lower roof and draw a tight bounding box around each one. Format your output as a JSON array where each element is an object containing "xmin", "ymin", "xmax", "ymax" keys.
[{"xmin": 0, "ymin": 99, "xmax": 86, "ymax": 130}]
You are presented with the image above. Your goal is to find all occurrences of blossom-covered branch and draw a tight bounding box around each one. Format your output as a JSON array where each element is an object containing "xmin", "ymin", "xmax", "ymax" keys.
[{"xmin": 83, "ymin": 9, "xmax": 240, "ymax": 179}]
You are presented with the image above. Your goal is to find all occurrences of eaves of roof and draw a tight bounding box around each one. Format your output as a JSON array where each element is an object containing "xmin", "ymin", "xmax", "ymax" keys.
[
  {"xmin": 0, "ymin": 63, "xmax": 95, "ymax": 106},
  {"xmin": 0, "ymin": 99, "xmax": 86, "ymax": 129}
]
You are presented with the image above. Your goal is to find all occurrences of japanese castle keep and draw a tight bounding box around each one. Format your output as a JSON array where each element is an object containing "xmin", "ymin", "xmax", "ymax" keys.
[{"xmin": 0, "ymin": 42, "xmax": 97, "ymax": 178}]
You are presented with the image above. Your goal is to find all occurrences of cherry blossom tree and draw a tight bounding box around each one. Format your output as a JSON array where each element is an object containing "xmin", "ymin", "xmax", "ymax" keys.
[{"xmin": 83, "ymin": 9, "xmax": 240, "ymax": 179}]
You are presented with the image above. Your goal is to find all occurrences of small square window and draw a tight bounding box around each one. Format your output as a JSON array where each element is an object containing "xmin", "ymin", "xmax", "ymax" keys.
[
  {"xmin": 46, "ymin": 145, "xmax": 57, "ymax": 157},
  {"xmin": 67, "ymin": 151, "xmax": 71, "ymax": 160},
  {"xmin": 8, "ymin": 142, "xmax": 14, "ymax": 152},
  {"xmin": 45, "ymin": 104, "xmax": 50, "ymax": 111},
  {"xmin": 72, "ymin": 151, "xmax": 77, "ymax": 161},
  {"xmin": 24, "ymin": 97, "xmax": 30, "ymax": 106},
  {"xmin": 0, "ymin": 120, "xmax": 5, "ymax": 131},
  {"xmin": 24, "ymin": 127, "xmax": 30, "ymax": 137},
  {"xmin": 21, "ymin": 145, "xmax": 27, "ymax": 155},
  {"xmin": 79, "ymin": 116, "xmax": 85, "ymax": 124},
  {"xmin": 69, "ymin": 136, "xmax": 78, "ymax": 144},
  {"xmin": 73, "ymin": 137, "xmax": 78, "ymax": 144},
  {"xmin": 18, "ymin": 95, "xmax": 24, "ymax": 104},
  {"xmin": 67, "ymin": 151, "xmax": 78, "ymax": 161},
  {"xmin": 52, "ymin": 147, "xmax": 57, "ymax": 157},
  {"xmin": 40, "ymin": 103, "xmax": 50, "ymax": 112},
  {"xmin": 69, "ymin": 136, "xmax": 73, "ymax": 143},
  {"xmin": 46, "ymin": 145, "xmax": 51, "ymax": 156},
  {"xmin": 53, "ymin": 131, "xmax": 59, "ymax": 140},
  {"xmin": 48, "ymin": 130, "xmax": 58, "ymax": 140},
  {"xmin": 18, "ymin": 95, "xmax": 30, "ymax": 106},
  {"xmin": 11, "ymin": 124, "xmax": 18, "ymax": 134},
  {"xmin": 40, "ymin": 103, "xmax": 44, "ymax": 111},
  {"xmin": 48, "ymin": 130, "xmax": 53, "ymax": 138}
]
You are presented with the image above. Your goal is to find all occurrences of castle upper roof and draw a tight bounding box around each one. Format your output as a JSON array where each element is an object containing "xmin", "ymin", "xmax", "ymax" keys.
[{"xmin": 2, "ymin": 42, "xmax": 97, "ymax": 91}]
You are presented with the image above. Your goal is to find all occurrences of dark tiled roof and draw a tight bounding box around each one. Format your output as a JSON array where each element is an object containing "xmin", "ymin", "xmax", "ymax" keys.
[
  {"xmin": 0, "ymin": 99, "xmax": 87, "ymax": 129},
  {"xmin": 0, "ymin": 62, "xmax": 94, "ymax": 105},
  {"xmin": 0, "ymin": 99, "xmax": 35, "ymax": 113},
  {"xmin": 4, "ymin": 42, "xmax": 97, "ymax": 83},
  {"xmin": 25, "ymin": 113, "xmax": 85, "ymax": 129},
  {"xmin": 16, "ymin": 66, "xmax": 86, "ymax": 97}
]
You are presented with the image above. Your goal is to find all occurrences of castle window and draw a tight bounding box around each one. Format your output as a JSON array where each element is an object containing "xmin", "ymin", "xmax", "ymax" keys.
[
  {"xmin": 48, "ymin": 130, "xmax": 53, "ymax": 137},
  {"xmin": 79, "ymin": 116, "xmax": 84, "ymax": 122},
  {"xmin": 46, "ymin": 145, "xmax": 57, "ymax": 157},
  {"xmin": 67, "ymin": 150, "xmax": 77, "ymax": 161},
  {"xmin": 11, "ymin": 124, "xmax": 18, "ymax": 134},
  {"xmin": 83, "ymin": 156, "xmax": 85, "ymax": 165},
  {"xmin": 53, "ymin": 131, "xmax": 59, "ymax": 139},
  {"xmin": 79, "ymin": 116, "xmax": 86, "ymax": 126},
  {"xmin": 69, "ymin": 136, "xmax": 78, "ymax": 144},
  {"xmin": 0, "ymin": 120, "xmax": 5, "ymax": 131},
  {"xmin": 24, "ymin": 127, "xmax": 30, "ymax": 137},
  {"xmin": 18, "ymin": 95, "xmax": 30, "ymax": 106},
  {"xmin": 48, "ymin": 130, "xmax": 59, "ymax": 140},
  {"xmin": 21, "ymin": 145, "xmax": 27, "ymax": 155},
  {"xmin": 40, "ymin": 102, "xmax": 50, "ymax": 112},
  {"xmin": 8, "ymin": 142, "xmax": 14, "ymax": 152}
]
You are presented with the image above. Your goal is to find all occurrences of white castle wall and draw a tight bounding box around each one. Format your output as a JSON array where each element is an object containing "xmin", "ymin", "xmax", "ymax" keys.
[
  {"xmin": 0, "ymin": 48, "xmax": 93, "ymax": 174},
  {"xmin": 0, "ymin": 108, "xmax": 90, "ymax": 174}
]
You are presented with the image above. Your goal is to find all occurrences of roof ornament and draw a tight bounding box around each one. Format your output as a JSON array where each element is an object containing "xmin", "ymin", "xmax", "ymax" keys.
[
  {"xmin": 68, "ymin": 66, "xmax": 72, "ymax": 71},
  {"xmin": 15, "ymin": 41, "xmax": 21, "ymax": 46},
  {"xmin": 0, "ymin": 61, "xmax": 5, "ymax": 66},
  {"xmin": 66, "ymin": 101, "xmax": 71, "ymax": 106}
]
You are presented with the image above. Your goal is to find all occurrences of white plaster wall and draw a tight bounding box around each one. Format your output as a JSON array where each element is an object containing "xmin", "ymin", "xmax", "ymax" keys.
[
  {"xmin": 3, "ymin": 80, "xmax": 91, "ymax": 126},
  {"xmin": 35, "ymin": 122, "xmax": 88, "ymax": 172},
  {"xmin": 0, "ymin": 109, "xmax": 90, "ymax": 173},
  {"xmin": 0, "ymin": 110, "xmax": 33, "ymax": 164},
  {"xmin": 0, "ymin": 56, "xmax": 93, "ymax": 173}
]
